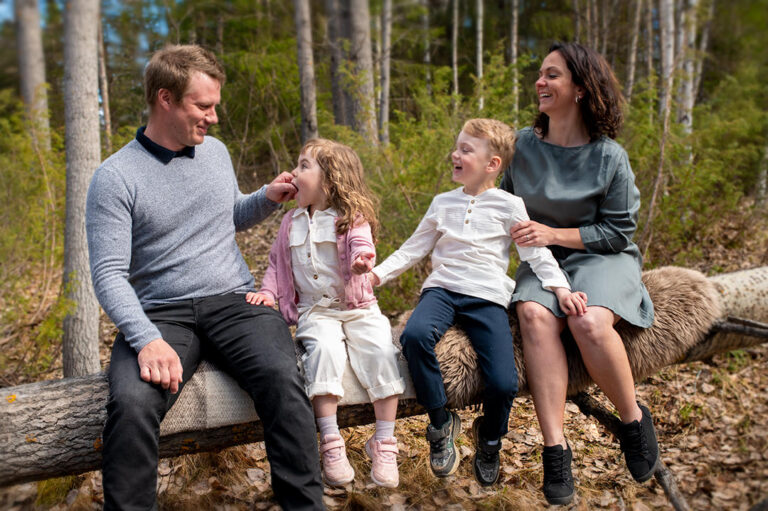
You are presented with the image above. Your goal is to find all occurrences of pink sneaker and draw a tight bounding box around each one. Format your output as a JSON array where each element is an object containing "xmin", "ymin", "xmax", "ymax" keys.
[
  {"xmin": 319, "ymin": 434, "xmax": 354, "ymax": 486},
  {"xmin": 365, "ymin": 436, "xmax": 400, "ymax": 488}
]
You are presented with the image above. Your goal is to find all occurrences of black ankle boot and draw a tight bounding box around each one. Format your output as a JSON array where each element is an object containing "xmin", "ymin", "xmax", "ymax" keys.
[
  {"xmin": 619, "ymin": 403, "xmax": 660, "ymax": 482},
  {"xmin": 542, "ymin": 444, "xmax": 574, "ymax": 506}
]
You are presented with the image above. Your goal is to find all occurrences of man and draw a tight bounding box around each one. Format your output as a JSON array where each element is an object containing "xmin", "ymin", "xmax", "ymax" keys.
[{"xmin": 86, "ymin": 44, "xmax": 324, "ymax": 510}]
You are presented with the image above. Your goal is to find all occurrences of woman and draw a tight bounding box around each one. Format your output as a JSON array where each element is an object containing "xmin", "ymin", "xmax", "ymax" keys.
[{"xmin": 501, "ymin": 42, "xmax": 658, "ymax": 506}]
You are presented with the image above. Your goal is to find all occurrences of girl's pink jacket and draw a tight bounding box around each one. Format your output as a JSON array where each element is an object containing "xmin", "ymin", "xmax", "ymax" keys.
[{"xmin": 258, "ymin": 208, "xmax": 378, "ymax": 325}]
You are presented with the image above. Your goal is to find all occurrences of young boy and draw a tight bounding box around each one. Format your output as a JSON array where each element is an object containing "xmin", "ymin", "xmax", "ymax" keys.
[{"xmin": 370, "ymin": 118, "xmax": 588, "ymax": 486}]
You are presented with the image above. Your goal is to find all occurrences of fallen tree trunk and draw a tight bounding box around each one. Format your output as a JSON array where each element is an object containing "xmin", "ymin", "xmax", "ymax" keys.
[{"xmin": 1, "ymin": 266, "xmax": 767, "ymax": 487}]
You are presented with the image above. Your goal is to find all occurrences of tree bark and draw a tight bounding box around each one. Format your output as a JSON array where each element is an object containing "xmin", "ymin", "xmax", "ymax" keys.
[
  {"xmin": 476, "ymin": 0, "xmax": 483, "ymax": 111},
  {"xmin": 452, "ymin": 0, "xmax": 459, "ymax": 98},
  {"xmin": 325, "ymin": 0, "xmax": 348, "ymax": 126},
  {"xmin": 422, "ymin": 0, "xmax": 431, "ymax": 95},
  {"xmin": 756, "ymin": 141, "xmax": 768, "ymax": 208},
  {"xmin": 345, "ymin": 0, "xmax": 378, "ymax": 142},
  {"xmin": 62, "ymin": 0, "xmax": 102, "ymax": 377},
  {"xmin": 625, "ymin": 0, "xmax": 643, "ymax": 103},
  {"xmin": 293, "ymin": 0, "xmax": 319, "ymax": 142},
  {"xmin": 573, "ymin": 0, "xmax": 581, "ymax": 43},
  {"xmin": 693, "ymin": 0, "xmax": 714, "ymax": 102},
  {"xmin": 97, "ymin": 22, "xmax": 112, "ymax": 154},
  {"xmin": 678, "ymin": 0, "xmax": 698, "ymax": 135},
  {"xmin": 2, "ymin": 267, "xmax": 766, "ymax": 487},
  {"xmin": 379, "ymin": 0, "xmax": 391, "ymax": 145},
  {"xmin": 510, "ymin": 0, "xmax": 519, "ymax": 124},
  {"xmin": 659, "ymin": 0, "xmax": 675, "ymax": 116},
  {"xmin": 15, "ymin": 0, "xmax": 51, "ymax": 151}
]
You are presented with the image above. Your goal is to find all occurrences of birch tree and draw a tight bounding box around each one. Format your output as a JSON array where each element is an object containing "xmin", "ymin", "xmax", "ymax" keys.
[
  {"xmin": 422, "ymin": 0, "xmax": 431, "ymax": 95},
  {"xmin": 15, "ymin": 0, "xmax": 50, "ymax": 150},
  {"xmin": 293, "ymin": 0, "xmax": 318, "ymax": 142},
  {"xmin": 476, "ymin": 0, "xmax": 484, "ymax": 111},
  {"xmin": 379, "ymin": 0, "xmax": 391, "ymax": 145},
  {"xmin": 678, "ymin": 0, "xmax": 699, "ymax": 135},
  {"xmin": 510, "ymin": 0, "xmax": 519, "ymax": 124},
  {"xmin": 659, "ymin": 0, "xmax": 675, "ymax": 116},
  {"xmin": 63, "ymin": 0, "xmax": 102, "ymax": 376},
  {"xmin": 347, "ymin": 0, "xmax": 378, "ymax": 143}
]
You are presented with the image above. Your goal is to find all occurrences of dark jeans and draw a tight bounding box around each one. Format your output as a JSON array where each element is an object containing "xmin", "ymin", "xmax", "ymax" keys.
[
  {"xmin": 102, "ymin": 293, "xmax": 323, "ymax": 511},
  {"xmin": 400, "ymin": 287, "xmax": 519, "ymax": 440}
]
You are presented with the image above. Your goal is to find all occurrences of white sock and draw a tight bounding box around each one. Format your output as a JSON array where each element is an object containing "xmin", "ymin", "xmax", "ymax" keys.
[
  {"xmin": 317, "ymin": 414, "xmax": 340, "ymax": 439},
  {"xmin": 374, "ymin": 420, "xmax": 396, "ymax": 441},
  {"xmin": 487, "ymin": 439, "xmax": 499, "ymax": 446}
]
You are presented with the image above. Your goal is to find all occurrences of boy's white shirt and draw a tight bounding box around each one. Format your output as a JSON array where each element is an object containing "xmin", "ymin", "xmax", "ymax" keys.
[{"xmin": 372, "ymin": 187, "xmax": 570, "ymax": 307}]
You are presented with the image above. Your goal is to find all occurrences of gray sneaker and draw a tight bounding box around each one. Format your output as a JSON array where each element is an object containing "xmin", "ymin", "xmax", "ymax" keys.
[{"xmin": 425, "ymin": 410, "xmax": 462, "ymax": 477}]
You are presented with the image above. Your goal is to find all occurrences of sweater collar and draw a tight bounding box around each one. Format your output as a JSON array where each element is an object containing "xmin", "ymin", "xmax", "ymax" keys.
[{"xmin": 136, "ymin": 126, "xmax": 196, "ymax": 165}]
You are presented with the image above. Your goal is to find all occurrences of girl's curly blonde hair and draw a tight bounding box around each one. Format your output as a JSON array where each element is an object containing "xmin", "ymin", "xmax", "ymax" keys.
[{"xmin": 301, "ymin": 138, "xmax": 380, "ymax": 242}]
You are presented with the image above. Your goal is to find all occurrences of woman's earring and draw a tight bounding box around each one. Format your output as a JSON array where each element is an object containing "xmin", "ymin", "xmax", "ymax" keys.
[{"xmin": 575, "ymin": 95, "xmax": 581, "ymax": 104}]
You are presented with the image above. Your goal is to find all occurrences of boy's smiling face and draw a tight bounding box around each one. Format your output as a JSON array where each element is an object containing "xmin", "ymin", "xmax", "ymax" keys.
[{"xmin": 451, "ymin": 130, "xmax": 500, "ymax": 195}]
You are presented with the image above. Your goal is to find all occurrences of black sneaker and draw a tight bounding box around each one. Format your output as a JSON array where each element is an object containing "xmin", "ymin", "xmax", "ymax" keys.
[
  {"xmin": 619, "ymin": 403, "xmax": 660, "ymax": 482},
  {"xmin": 425, "ymin": 410, "xmax": 461, "ymax": 477},
  {"xmin": 471, "ymin": 417, "xmax": 501, "ymax": 486},
  {"xmin": 542, "ymin": 444, "xmax": 574, "ymax": 506}
]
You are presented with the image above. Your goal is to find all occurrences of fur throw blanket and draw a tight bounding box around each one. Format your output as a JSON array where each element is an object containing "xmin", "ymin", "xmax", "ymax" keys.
[{"xmin": 392, "ymin": 266, "xmax": 722, "ymax": 409}]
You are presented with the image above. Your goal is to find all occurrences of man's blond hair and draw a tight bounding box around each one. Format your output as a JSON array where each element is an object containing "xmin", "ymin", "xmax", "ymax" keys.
[
  {"xmin": 461, "ymin": 118, "xmax": 517, "ymax": 170},
  {"xmin": 144, "ymin": 44, "xmax": 225, "ymax": 109}
]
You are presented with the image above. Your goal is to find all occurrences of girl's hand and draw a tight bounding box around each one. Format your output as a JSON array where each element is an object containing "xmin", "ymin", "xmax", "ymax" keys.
[
  {"xmin": 245, "ymin": 291, "xmax": 275, "ymax": 307},
  {"xmin": 554, "ymin": 288, "xmax": 588, "ymax": 316},
  {"xmin": 510, "ymin": 220, "xmax": 556, "ymax": 247},
  {"xmin": 351, "ymin": 252, "xmax": 375, "ymax": 274}
]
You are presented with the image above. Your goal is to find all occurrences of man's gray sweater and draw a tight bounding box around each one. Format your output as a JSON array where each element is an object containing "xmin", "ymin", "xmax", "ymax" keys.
[{"xmin": 86, "ymin": 136, "xmax": 278, "ymax": 352}]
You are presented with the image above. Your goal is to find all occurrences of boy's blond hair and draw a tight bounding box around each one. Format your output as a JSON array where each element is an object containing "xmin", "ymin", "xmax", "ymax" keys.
[
  {"xmin": 461, "ymin": 118, "xmax": 517, "ymax": 170},
  {"xmin": 301, "ymin": 138, "xmax": 380, "ymax": 242},
  {"xmin": 144, "ymin": 44, "xmax": 225, "ymax": 109}
]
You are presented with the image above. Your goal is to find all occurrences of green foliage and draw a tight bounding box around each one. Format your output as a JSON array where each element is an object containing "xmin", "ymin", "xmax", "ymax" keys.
[{"xmin": 36, "ymin": 476, "xmax": 79, "ymax": 507}]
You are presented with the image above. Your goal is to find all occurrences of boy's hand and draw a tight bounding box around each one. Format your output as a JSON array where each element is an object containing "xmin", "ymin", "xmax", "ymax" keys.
[
  {"xmin": 554, "ymin": 288, "xmax": 588, "ymax": 316},
  {"xmin": 245, "ymin": 291, "xmax": 275, "ymax": 307},
  {"xmin": 351, "ymin": 252, "xmax": 375, "ymax": 274}
]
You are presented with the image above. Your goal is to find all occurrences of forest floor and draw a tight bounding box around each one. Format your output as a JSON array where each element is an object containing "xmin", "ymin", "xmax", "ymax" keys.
[{"xmin": 1, "ymin": 212, "xmax": 768, "ymax": 510}]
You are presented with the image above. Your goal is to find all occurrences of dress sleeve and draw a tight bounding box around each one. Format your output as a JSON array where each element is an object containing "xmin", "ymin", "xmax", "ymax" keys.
[
  {"xmin": 578, "ymin": 149, "xmax": 640, "ymax": 254},
  {"xmin": 372, "ymin": 200, "xmax": 441, "ymax": 286},
  {"xmin": 86, "ymin": 167, "xmax": 161, "ymax": 352}
]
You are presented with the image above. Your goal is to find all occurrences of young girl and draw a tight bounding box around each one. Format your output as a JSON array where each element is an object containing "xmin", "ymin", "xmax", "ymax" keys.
[{"xmin": 246, "ymin": 139, "xmax": 405, "ymax": 488}]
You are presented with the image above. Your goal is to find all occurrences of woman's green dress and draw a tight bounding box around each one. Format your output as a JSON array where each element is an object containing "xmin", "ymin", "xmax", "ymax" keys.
[{"xmin": 501, "ymin": 127, "xmax": 654, "ymax": 328}]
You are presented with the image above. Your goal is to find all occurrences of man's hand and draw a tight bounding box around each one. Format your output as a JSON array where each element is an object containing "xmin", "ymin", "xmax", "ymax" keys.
[
  {"xmin": 245, "ymin": 291, "xmax": 275, "ymax": 307},
  {"xmin": 137, "ymin": 338, "xmax": 183, "ymax": 394},
  {"xmin": 266, "ymin": 171, "xmax": 298, "ymax": 203},
  {"xmin": 554, "ymin": 288, "xmax": 588, "ymax": 316},
  {"xmin": 368, "ymin": 271, "xmax": 381, "ymax": 287},
  {"xmin": 351, "ymin": 252, "xmax": 375, "ymax": 274}
]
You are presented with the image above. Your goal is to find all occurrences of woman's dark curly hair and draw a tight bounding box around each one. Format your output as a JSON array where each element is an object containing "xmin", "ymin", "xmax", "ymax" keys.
[{"xmin": 534, "ymin": 42, "xmax": 625, "ymax": 141}]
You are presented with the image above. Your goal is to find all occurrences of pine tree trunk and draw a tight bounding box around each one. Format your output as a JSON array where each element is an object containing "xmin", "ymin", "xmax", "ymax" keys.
[
  {"xmin": 659, "ymin": 0, "xmax": 675, "ymax": 116},
  {"xmin": 510, "ymin": 0, "xmax": 519, "ymax": 124},
  {"xmin": 325, "ymin": 0, "xmax": 348, "ymax": 126},
  {"xmin": 62, "ymin": 0, "xmax": 102, "ymax": 377},
  {"xmin": 15, "ymin": 0, "xmax": 51, "ymax": 151},
  {"xmin": 422, "ymin": 0, "xmax": 431, "ymax": 95},
  {"xmin": 293, "ymin": 0, "xmax": 319, "ymax": 142},
  {"xmin": 452, "ymin": 0, "xmax": 459, "ymax": 98},
  {"xmin": 625, "ymin": 0, "xmax": 643, "ymax": 103},
  {"xmin": 347, "ymin": 0, "xmax": 378, "ymax": 143},
  {"xmin": 97, "ymin": 22, "xmax": 112, "ymax": 154},
  {"xmin": 379, "ymin": 0, "xmax": 391, "ymax": 145},
  {"xmin": 573, "ymin": 0, "xmax": 581, "ymax": 43}
]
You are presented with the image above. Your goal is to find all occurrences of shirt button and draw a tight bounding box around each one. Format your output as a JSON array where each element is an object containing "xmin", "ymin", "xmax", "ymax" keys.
[
  {"xmin": 313, "ymin": 274, "xmax": 318, "ymax": 280},
  {"xmin": 307, "ymin": 252, "xmax": 311, "ymax": 258},
  {"xmin": 465, "ymin": 220, "xmax": 469, "ymax": 224},
  {"xmin": 467, "ymin": 209, "xmax": 472, "ymax": 213},
  {"xmin": 471, "ymin": 199, "xmax": 475, "ymax": 204},
  {"xmin": 340, "ymin": 254, "xmax": 346, "ymax": 260}
]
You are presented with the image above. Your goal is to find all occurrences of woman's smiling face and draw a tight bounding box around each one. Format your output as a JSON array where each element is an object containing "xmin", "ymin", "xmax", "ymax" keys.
[{"xmin": 535, "ymin": 50, "xmax": 583, "ymax": 117}]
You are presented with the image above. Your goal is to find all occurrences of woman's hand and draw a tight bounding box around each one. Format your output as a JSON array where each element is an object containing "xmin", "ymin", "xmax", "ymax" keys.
[
  {"xmin": 245, "ymin": 291, "xmax": 275, "ymax": 307},
  {"xmin": 351, "ymin": 252, "xmax": 375, "ymax": 274},
  {"xmin": 554, "ymin": 288, "xmax": 588, "ymax": 316},
  {"xmin": 510, "ymin": 220, "xmax": 557, "ymax": 247}
]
